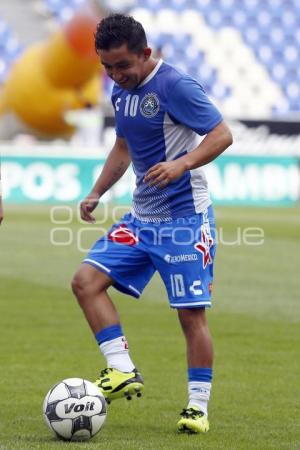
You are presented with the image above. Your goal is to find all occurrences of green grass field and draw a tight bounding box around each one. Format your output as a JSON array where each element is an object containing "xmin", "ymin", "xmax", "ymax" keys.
[{"xmin": 0, "ymin": 205, "xmax": 299, "ymax": 450}]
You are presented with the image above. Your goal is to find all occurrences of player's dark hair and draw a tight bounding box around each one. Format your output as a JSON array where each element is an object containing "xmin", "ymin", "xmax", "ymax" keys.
[{"xmin": 95, "ymin": 14, "xmax": 147, "ymax": 55}]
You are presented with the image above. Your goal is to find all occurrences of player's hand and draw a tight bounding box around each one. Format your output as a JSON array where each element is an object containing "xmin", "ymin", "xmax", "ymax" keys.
[
  {"xmin": 0, "ymin": 198, "xmax": 3, "ymax": 225},
  {"xmin": 80, "ymin": 193, "xmax": 100, "ymax": 223},
  {"xmin": 143, "ymin": 160, "xmax": 187, "ymax": 188}
]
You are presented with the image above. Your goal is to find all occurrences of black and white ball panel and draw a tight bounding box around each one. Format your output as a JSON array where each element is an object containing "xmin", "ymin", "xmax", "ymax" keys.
[{"xmin": 43, "ymin": 378, "xmax": 107, "ymax": 441}]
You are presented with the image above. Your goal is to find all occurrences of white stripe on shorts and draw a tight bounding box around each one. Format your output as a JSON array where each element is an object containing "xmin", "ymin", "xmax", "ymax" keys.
[
  {"xmin": 170, "ymin": 301, "xmax": 211, "ymax": 307},
  {"xmin": 84, "ymin": 259, "xmax": 141, "ymax": 297},
  {"xmin": 83, "ymin": 259, "xmax": 111, "ymax": 273},
  {"xmin": 129, "ymin": 285, "xmax": 141, "ymax": 296}
]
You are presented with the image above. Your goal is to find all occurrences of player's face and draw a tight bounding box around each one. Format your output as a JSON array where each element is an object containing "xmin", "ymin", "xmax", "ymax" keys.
[{"xmin": 99, "ymin": 44, "xmax": 152, "ymax": 90}]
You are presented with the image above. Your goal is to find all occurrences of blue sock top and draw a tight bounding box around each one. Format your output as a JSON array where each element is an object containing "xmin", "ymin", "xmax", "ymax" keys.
[
  {"xmin": 95, "ymin": 324, "xmax": 123, "ymax": 345},
  {"xmin": 188, "ymin": 367, "xmax": 213, "ymax": 382}
]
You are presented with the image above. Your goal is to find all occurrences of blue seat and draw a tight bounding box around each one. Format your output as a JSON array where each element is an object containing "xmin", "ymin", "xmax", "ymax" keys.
[
  {"xmin": 170, "ymin": 0, "xmax": 189, "ymax": 12},
  {"xmin": 197, "ymin": 64, "xmax": 217, "ymax": 85},
  {"xmin": 0, "ymin": 18, "xmax": 22, "ymax": 83},
  {"xmin": 288, "ymin": 99, "xmax": 300, "ymax": 111},
  {"xmin": 232, "ymin": 9, "xmax": 248, "ymax": 28},
  {"xmin": 185, "ymin": 50, "xmax": 204, "ymax": 65},
  {"xmin": 192, "ymin": 0, "xmax": 211, "ymax": 13},
  {"xmin": 4, "ymin": 39, "xmax": 21, "ymax": 60},
  {"xmin": 45, "ymin": 0, "xmax": 61, "ymax": 13},
  {"xmin": 0, "ymin": 20, "xmax": 10, "ymax": 41},
  {"xmin": 0, "ymin": 57, "xmax": 8, "ymax": 83},
  {"xmin": 172, "ymin": 34, "xmax": 191, "ymax": 49},
  {"xmin": 205, "ymin": 10, "xmax": 224, "ymax": 29},
  {"xmin": 211, "ymin": 82, "xmax": 231, "ymax": 100},
  {"xmin": 270, "ymin": 63, "xmax": 287, "ymax": 82},
  {"xmin": 137, "ymin": 0, "xmax": 162, "ymax": 12},
  {"xmin": 44, "ymin": 0, "xmax": 86, "ymax": 20},
  {"xmin": 156, "ymin": 33, "xmax": 174, "ymax": 44},
  {"xmin": 241, "ymin": 0, "xmax": 261, "ymax": 13},
  {"xmin": 241, "ymin": 26, "xmax": 261, "ymax": 45}
]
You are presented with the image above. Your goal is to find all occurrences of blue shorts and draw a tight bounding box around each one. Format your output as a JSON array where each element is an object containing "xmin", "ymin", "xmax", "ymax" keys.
[{"xmin": 83, "ymin": 206, "xmax": 216, "ymax": 309}]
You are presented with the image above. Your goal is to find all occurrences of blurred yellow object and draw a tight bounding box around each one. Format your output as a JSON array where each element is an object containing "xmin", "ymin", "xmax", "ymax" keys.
[
  {"xmin": 42, "ymin": 12, "xmax": 100, "ymax": 89},
  {"xmin": 0, "ymin": 11, "xmax": 101, "ymax": 137}
]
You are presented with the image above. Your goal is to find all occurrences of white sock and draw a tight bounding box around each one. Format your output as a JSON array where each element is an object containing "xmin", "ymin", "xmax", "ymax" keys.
[
  {"xmin": 99, "ymin": 336, "xmax": 135, "ymax": 372},
  {"xmin": 187, "ymin": 381, "xmax": 212, "ymax": 416}
]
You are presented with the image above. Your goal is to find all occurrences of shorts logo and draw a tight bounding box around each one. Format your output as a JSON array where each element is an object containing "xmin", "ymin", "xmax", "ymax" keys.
[
  {"xmin": 140, "ymin": 93, "xmax": 160, "ymax": 118},
  {"xmin": 108, "ymin": 225, "xmax": 139, "ymax": 246},
  {"xmin": 164, "ymin": 254, "xmax": 198, "ymax": 263},
  {"xmin": 189, "ymin": 280, "xmax": 203, "ymax": 296},
  {"xmin": 194, "ymin": 226, "xmax": 214, "ymax": 269}
]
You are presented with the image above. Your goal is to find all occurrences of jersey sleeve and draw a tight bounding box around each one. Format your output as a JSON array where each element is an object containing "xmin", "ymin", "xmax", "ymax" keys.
[
  {"xmin": 167, "ymin": 76, "xmax": 223, "ymax": 135},
  {"xmin": 111, "ymin": 86, "xmax": 124, "ymax": 138}
]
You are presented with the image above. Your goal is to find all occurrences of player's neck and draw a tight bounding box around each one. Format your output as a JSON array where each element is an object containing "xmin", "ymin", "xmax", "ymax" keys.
[{"xmin": 142, "ymin": 58, "xmax": 159, "ymax": 82}]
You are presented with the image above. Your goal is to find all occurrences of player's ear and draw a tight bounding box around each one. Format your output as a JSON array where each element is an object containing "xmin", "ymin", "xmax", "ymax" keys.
[{"xmin": 143, "ymin": 47, "xmax": 152, "ymax": 60}]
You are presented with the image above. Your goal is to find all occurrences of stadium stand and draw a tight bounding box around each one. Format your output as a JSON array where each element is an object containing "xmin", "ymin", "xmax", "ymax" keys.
[
  {"xmin": 0, "ymin": 0, "xmax": 48, "ymax": 46},
  {"xmin": 44, "ymin": 0, "xmax": 87, "ymax": 22},
  {"xmin": 1, "ymin": 0, "xmax": 300, "ymax": 118},
  {"xmin": 130, "ymin": 1, "xmax": 300, "ymax": 117},
  {"xmin": 44, "ymin": 0, "xmax": 300, "ymax": 117},
  {"xmin": 0, "ymin": 18, "xmax": 22, "ymax": 84}
]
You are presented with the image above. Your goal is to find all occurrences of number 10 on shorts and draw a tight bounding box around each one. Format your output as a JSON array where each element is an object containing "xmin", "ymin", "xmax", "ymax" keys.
[{"xmin": 170, "ymin": 274, "xmax": 186, "ymax": 298}]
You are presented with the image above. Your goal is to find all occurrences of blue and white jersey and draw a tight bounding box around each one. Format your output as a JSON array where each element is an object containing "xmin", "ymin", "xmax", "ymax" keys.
[{"xmin": 111, "ymin": 60, "xmax": 223, "ymax": 222}]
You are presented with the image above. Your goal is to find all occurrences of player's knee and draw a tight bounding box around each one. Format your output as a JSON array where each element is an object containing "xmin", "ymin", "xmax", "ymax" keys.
[
  {"xmin": 71, "ymin": 266, "xmax": 111, "ymax": 305},
  {"xmin": 178, "ymin": 307, "xmax": 207, "ymax": 335},
  {"xmin": 71, "ymin": 269, "xmax": 98, "ymax": 301},
  {"xmin": 71, "ymin": 272, "xmax": 87, "ymax": 300}
]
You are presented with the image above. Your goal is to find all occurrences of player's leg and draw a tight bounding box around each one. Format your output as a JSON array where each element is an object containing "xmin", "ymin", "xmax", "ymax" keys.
[
  {"xmin": 72, "ymin": 263, "xmax": 119, "ymax": 332},
  {"xmin": 177, "ymin": 307, "xmax": 212, "ymax": 433},
  {"xmin": 72, "ymin": 216, "xmax": 155, "ymax": 402},
  {"xmin": 151, "ymin": 207, "xmax": 216, "ymax": 432},
  {"xmin": 72, "ymin": 263, "xmax": 143, "ymax": 402},
  {"xmin": 178, "ymin": 307, "xmax": 213, "ymax": 367}
]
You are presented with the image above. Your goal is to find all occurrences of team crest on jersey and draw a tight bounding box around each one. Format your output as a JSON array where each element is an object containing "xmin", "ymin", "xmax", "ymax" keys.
[{"xmin": 140, "ymin": 93, "xmax": 160, "ymax": 118}]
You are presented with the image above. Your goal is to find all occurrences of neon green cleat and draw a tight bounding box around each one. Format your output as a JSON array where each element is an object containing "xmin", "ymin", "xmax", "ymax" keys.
[
  {"xmin": 95, "ymin": 368, "xmax": 144, "ymax": 403},
  {"xmin": 177, "ymin": 407, "xmax": 210, "ymax": 434}
]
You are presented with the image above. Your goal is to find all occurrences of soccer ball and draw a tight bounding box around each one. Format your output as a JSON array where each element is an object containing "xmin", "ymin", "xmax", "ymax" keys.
[{"xmin": 43, "ymin": 378, "xmax": 107, "ymax": 441}]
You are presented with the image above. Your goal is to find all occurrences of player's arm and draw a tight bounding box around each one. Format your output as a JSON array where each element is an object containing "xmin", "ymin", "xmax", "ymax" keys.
[
  {"xmin": 181, "ymin": 120, "xmax": 232, "ymax": 169},
  {"xmin": 0, "ymin": 196, "xmax": 3, "ymax": 225},
  {"xmin": 0, "ymin": 163, "xmax": 3, "ymax": 225},
  {"xmin": 144, "ymin": 121, "xmax": 232, "ymax": 188},
  {"xmin": 144, "ymin": 76, "xmax": 232, "ymax": 188},
  {"xmin": 0, "ymin": 195, "xmax": 3, "ymax": 224},
  {"xmin": 80, "ymin": 136, "xmax": 131, "ymax": 222}
]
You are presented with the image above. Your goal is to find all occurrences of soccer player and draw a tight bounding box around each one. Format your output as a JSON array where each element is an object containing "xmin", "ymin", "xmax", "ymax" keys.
[
  {"xmin": 72, "ymin": 14, "xmax": 232, "ymax": 433},
  {"xmin": 0, "ymin": 196, "xmax": 3, "ymax": 225},
  {"xmin": 0, "ymin": 162, "xmax": 3, "ymax": 225}
]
